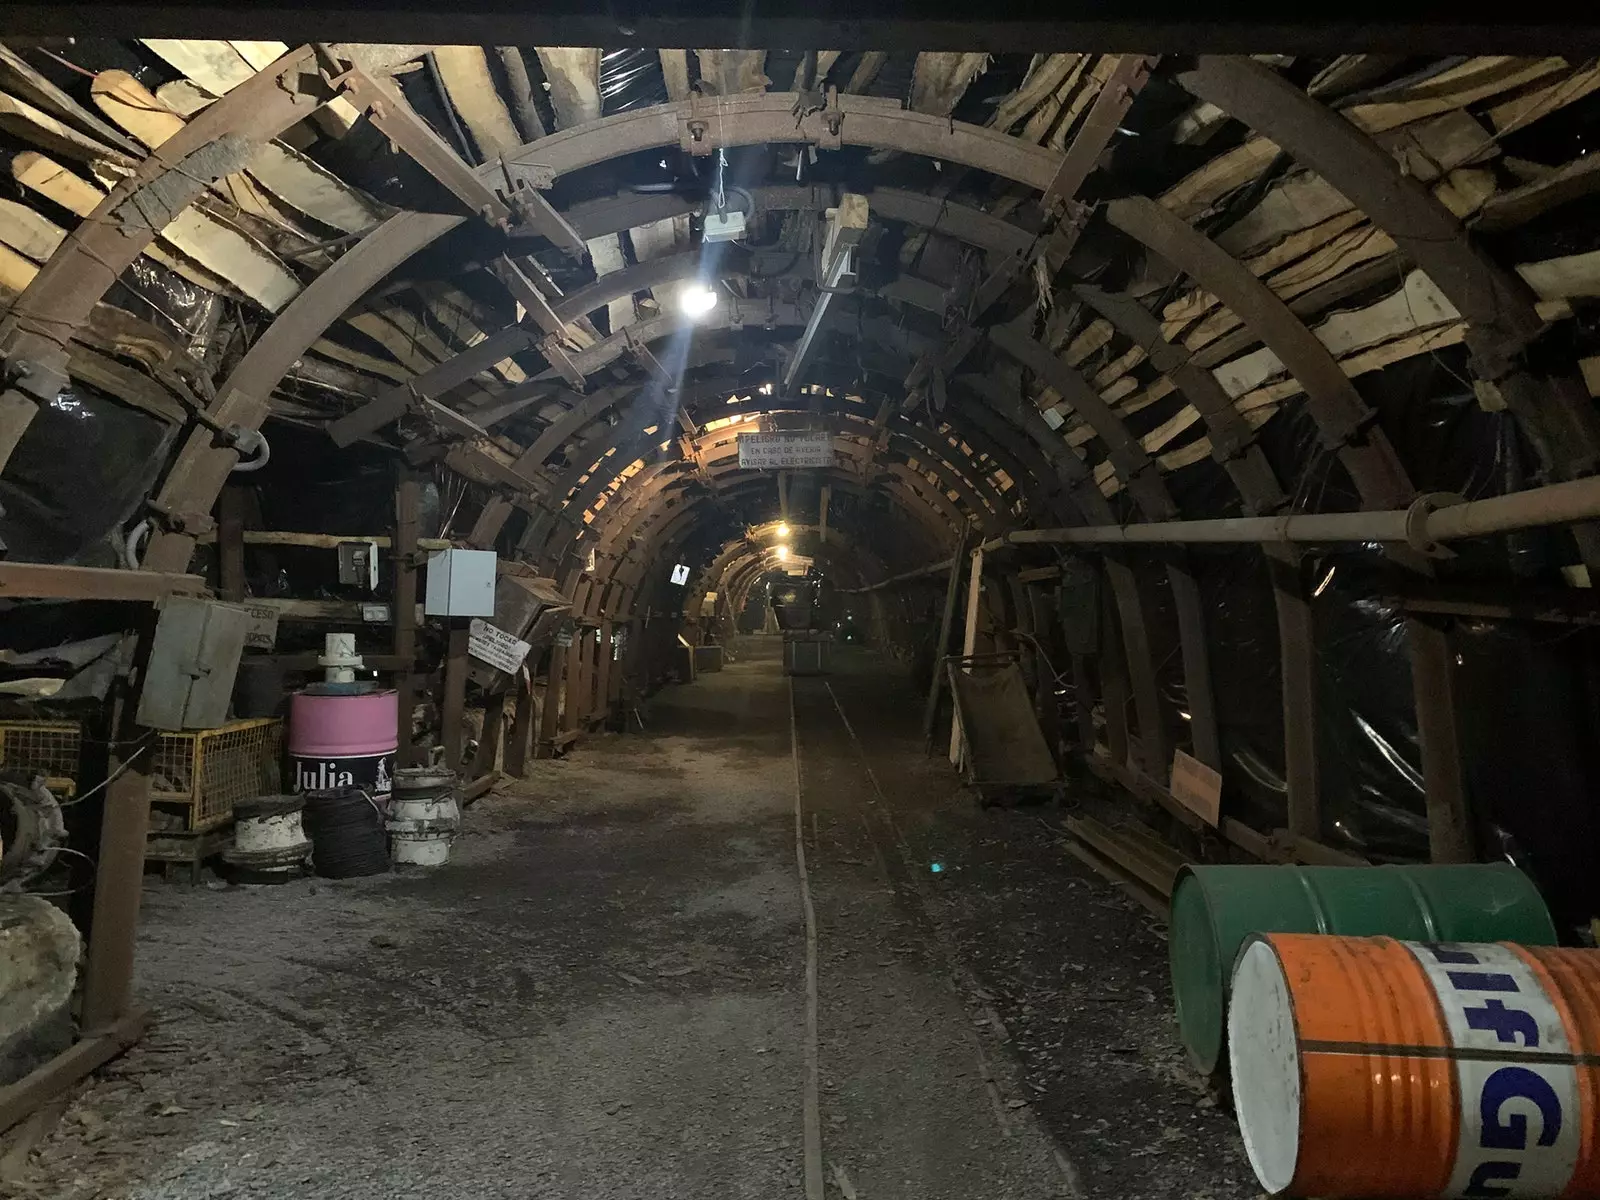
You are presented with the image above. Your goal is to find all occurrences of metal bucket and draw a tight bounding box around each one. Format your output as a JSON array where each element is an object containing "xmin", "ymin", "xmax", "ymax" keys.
[
  {"xmin": 386, "ymin": 766, "xmax": 461, "ymax": 867},
  {"xmin": 1231, "ymin": 933, "xmax": 1600, "ymax": 1198},
  {"xmin": 1169, "ymin": 863, "xmax": 1557, "ymax": 1075}
]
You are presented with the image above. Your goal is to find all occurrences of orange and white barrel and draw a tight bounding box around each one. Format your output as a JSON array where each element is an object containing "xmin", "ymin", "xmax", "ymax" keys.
[{"xmin": 1229, "ymin": 933, "xmax": 1600, "ymax": 1198}]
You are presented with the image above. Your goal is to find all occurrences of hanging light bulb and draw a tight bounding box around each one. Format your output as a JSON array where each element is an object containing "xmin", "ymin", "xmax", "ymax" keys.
[
  {"xmin": 776, "ymin": 522, "xmax": 790, "ymax": 537},
  {"xmin": 775, "ymin": 545, "xmax": 789, "ymax": 561},
  {"xmin": 676, "ymin": 283, "xmax": 719, "ymax": 318}
]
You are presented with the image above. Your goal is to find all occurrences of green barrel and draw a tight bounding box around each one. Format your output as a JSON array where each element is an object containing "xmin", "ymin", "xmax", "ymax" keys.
[{"xmin": 1169, "ymin": 863, "xmax": 1557, "ymax": 1075}]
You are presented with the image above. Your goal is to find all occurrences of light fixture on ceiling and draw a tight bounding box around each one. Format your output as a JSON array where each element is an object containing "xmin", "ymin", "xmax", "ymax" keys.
[
  {"xmin": 776, "ymin": 522, "xmax": 790, "ymax": 537},
  {"xmin": 677, "ymin": 283, "xmax": 720, "ymax": 319},
  {"xmin": 775, "ymin": 545, "xmax": 789, "ymax": 562}
]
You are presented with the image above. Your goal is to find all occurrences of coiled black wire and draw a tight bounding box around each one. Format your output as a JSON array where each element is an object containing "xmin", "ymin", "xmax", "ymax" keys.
[{"xmin": 302, "ymin": 788, "xmax": 389, "ymax": 879}]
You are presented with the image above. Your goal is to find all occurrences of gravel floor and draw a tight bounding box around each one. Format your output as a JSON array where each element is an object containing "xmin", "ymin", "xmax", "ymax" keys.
[{"xmin": 3, "ymin": 637, "xmax": 1256, "ymax": 1200}]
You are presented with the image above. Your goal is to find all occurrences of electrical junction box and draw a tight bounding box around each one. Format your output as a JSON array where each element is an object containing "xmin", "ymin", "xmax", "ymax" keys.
[
  {"xmin": 337, "ymin": 540, "xmax": 379, "ymax": 590},
  {"xmin": 703, "ymin": 209, "xmax": 746, "ymax": 243},
  {"xmin": 424, "ymin": 549, "xmax": 497, "ymax": 617},
  {"xmin": 137, "ymin": 597, "xmax": 251, "ymax": 731}
]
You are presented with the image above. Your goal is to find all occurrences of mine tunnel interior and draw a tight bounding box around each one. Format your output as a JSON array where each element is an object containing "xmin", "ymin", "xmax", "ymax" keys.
[{"xmin": 2, "ymin": 28, "xmax": 1600, "ymax": 1200}]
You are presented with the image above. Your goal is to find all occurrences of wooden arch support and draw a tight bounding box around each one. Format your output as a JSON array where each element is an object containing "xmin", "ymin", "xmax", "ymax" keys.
[{"xmin": 1176, "ymin": 54, "xmax": 1600, "ymax": 572}]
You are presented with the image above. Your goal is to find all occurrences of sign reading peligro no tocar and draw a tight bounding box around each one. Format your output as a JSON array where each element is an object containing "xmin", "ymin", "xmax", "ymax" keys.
[{"xmin": 738, "ymin": 432, "xmax": 835, "ymax": 470}]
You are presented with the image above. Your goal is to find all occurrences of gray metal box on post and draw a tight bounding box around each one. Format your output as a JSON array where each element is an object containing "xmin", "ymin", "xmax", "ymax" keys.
[
  {"xmin": 136, "ymin": 597, "xmax": 252, "ymax": 731},
  {"xmin": 424, "ymin": 549, "xmax": 497, "ymax": 617}
]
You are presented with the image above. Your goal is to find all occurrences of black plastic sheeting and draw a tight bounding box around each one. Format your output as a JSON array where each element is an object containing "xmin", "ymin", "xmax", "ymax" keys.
[
  {"xmin": 1456, "ymin": 621, "xmax": 1600, "ymax": 933},
  {"xmin": 1147, "ymin": 348, "xmax": 1600, "ymax": 898},
  {"xmin": 600, "ymin": 49, "xmax": 668, "ymax": 116},
  {"xmin": 107, "ymin": 257, "xmax": 221, "ymax": 348},
  {"xmin": 1189, "ymin": 542, "xmax": 1288, "ymax": 835},
  {"xmin": 0, "ymin": 381, "xmax": 174, "ymax": 565},
  {"xmin": 1309, "ymin": 552, "xmax": 1427, "ymax": 861}
]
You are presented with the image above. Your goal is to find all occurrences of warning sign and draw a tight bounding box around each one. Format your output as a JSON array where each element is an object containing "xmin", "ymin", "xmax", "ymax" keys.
[
  {"xmin": 738, "ymin": 432, "xmax": 834, "ymax": 470},
  {"xmin": 468, "ymin": 618, "xmax": 532, "ymax": 675}
]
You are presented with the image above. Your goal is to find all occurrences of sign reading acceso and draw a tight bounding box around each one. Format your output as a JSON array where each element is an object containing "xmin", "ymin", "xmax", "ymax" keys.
[{"xmin": 738, "ymin": 432, "xmax": 834, "ymax": 470}]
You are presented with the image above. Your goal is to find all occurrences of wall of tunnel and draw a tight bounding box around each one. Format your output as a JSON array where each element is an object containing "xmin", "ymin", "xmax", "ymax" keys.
[{"xmin": 2, "ymin": 44, "xmax": 1600, "ymax": 932}]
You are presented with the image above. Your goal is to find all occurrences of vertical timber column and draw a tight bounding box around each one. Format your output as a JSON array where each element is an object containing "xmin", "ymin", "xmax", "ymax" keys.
[
  {"xmin": 535, "ymin": 647, "xmax": 565, "ymax": 758},
  {"xmin": 1070, "ymin": 652, "xmax": 1099, "ymax": 758},
  {"xmin": 594, "ymin": 621, "xmax": 614, "ymax": 728},
  {"xmin": 1268, "ymin": 548, "xmax": 1320, "ymax": 843},
  {"xmin": 561, "ymin": 631, "xmax": 584, "ymax": 739},
  {"xmin": 608, "ymin": 623, "xmax": 629, "ymax": 709},
  {"xmin": 505, "ymin": 668, "xmax": 535, "ymax": 777},
  {"xmin": 80, "ymin": 636, "xmax": 155, "ymax": 1029},
  {"xmin": 441, "ymin": 620, "xmax": 470, "ymax": 771},
  {"xmin": 392, "ymin": 473, "xmax": 421, "ymax": 767},
  {"xmin": 1098, "ymin": 571, "xmax": 1132, "ymax": 769},
  {"xmin": 922, "ymin": 530, "xmax": 970, "ymax": 748},
  {"xmin": 1407, "ymin": 615, "xmax": 1474, "ymax": 863},
  {"xmin": 217, "ymin": 486, "xmax": 246, "ymax": 603},
  {"xmin": 473, "ymin": 692, "xmax": 507, "ymax": 778},
  {"xmin": 949, "ymin": 547, "xmax": 985, "ymax": 765}
]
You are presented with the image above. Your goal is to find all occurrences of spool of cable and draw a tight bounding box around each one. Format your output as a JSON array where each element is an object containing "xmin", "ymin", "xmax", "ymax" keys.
[{"xmin": 301, "ymin": 787, "xmax": 389, "ymax": 879}]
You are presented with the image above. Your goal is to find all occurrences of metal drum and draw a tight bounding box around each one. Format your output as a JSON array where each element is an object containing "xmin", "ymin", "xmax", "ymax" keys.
[
  {"xmin": 386, "ymin": 765, "xmax": 461, "ymax": 867},
  {"xmin": 1230, "ymin": 933, "xmax": 1600, "ymax": 1198},
  {"xmin": 287, "ymin": 687, "xmax": 398, "ymax": 801},
  {"xmin": 1169, "ymin": 863, "xmax": 1556, "ymax": 1075}
]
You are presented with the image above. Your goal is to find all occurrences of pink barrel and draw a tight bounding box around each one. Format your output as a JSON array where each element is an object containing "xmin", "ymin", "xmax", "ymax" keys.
[{"xmin": 288, "ymin": 689, "xmax": 399, "ymax": 800}]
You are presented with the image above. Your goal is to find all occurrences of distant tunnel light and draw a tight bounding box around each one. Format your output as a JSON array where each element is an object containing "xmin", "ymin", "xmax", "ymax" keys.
[
  {"xmin": 676, "ymin": 283, "xmax": 720, "ymax": 319},
  {"xmin": 775, "ymin": 545, "xmax": 789, "ymax": 561},
  {"xmin": 776, "ymin": 523, "xmax": 790, "ymax": 537}
]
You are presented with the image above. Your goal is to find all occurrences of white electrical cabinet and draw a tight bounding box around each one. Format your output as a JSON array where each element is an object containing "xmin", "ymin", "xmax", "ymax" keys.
[{"xmin": 424, "ymin": 549, "xmax": 498, "ymax": 617}]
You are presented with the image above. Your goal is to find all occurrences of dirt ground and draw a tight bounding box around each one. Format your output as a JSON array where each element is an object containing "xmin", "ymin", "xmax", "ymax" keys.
[{"xmin": 4, "ymin": 638, "xmax": 1257, "ymax": 1199}]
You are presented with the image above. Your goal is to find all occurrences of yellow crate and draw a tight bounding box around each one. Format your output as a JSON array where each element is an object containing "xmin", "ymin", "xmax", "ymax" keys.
[
  {"xmin": 0, "ymin": 720, "xmax": 83, "ymax": 798},
  {"xmin": 150, "ymin": 719, "xmax": 282, "ymax": 831},
  {"xmin": 0, "ymin": 717, "xmax": 282, "ymax": 831}
]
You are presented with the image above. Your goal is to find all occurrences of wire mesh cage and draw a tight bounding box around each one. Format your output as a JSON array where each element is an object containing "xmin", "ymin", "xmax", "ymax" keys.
[
  {"xmin": 0, "ymin": 717, "xmax": 282, "ymax": 831},
  {"xmin": 150, "ymin": 719, "xmax": 282, "ymax": 831},
  {"xmin": 0, "ymin": 721, "xmax": 83, "ymax": 798}
]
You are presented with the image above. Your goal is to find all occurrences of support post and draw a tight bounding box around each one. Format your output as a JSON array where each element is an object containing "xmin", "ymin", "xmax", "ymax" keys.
[
  {"xmin": 392, "ymin": 473, "xmax": 421, "ymax": 767},
  {"xmin": 949, "ymin": 545, "xmax": 986, "ymax": 765},
  {"xmin": 217, "ymin": 486, "xmax": 245, "ymax": 603},
  {"xmin": 561, "ymin": 632, "xmax": 584, "ymax": 737},
  {"xmin": 1407, "ymin": 616, "xmax": 1474, "ymax": 863},
  {"xmin": 1098, "ymin": 576, "xmax": 1132, "ymax": 768},
  {"xmin": 1070, "ymin": 652, "xmax": 1099, "ymax": 756},
  {"xmin": 505, "ymin": 668, "xmax": 535, "ymax": 777},
  {"xmin": 1269, "ymin": 549, "xmax": 1320, "ymax": 841},
  {"xmin": 441, "ymin": 619, "xmax": 469, "ymax": 771},
  {"xmin": 922, "ymin": 526, "xmax": 971, "ymax": 749},
  {"xmin": 472, "ymin": 692, "xmax": 507, "ymax": 778},
  {"xmin": 535, "ymin": 646, "xmax": 565, "ymax": 758},
  {"xmin": 80, "ymin": 649, "xmax": 155, "ymax": 1029},
  {"xmin": 594, "ymin": 620, "xmax": 614, "ymax": 728}
]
